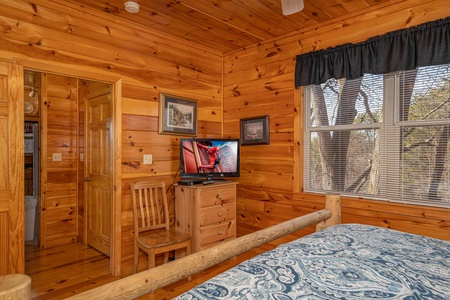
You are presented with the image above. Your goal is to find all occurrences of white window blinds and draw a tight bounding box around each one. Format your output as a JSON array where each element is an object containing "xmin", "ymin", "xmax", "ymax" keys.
[{"xmin": 304, "ymin": 64, "xmax": 450, "ymax": 208}]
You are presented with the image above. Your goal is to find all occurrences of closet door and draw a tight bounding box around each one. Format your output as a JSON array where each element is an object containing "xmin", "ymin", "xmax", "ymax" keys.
[{"xmin": 0, "ymin": 61, "xmax": 24, "ymax": 274}]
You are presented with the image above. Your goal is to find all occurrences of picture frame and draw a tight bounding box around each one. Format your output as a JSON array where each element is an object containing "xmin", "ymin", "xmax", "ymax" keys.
[
  {"xmin": 159, "ymin": 93, "xmax": 198, "ymax": 136},
  {"xmin": 240, "ymin": 115, "xmax": 270, "ymax": 145}
]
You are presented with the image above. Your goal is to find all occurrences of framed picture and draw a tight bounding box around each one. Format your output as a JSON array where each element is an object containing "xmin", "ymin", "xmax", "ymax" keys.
[
  {"xmin": 240, "ymin": 115, "xmax": 270, "ymax": 145},
  {"xmin": 159, "ymin": 93, "xmax": 198, "ymax": 136}
]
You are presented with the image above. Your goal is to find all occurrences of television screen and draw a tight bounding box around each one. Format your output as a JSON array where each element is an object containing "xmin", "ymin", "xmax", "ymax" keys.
[{"xmin": 180, "ymin": 138, "xmax": 240, "ymax": 181}]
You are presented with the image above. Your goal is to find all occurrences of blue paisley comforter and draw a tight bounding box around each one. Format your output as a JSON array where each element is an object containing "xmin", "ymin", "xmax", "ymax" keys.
[{"xmin": 174, "ymin": 224, "xmax": 450, "ymax": 299}]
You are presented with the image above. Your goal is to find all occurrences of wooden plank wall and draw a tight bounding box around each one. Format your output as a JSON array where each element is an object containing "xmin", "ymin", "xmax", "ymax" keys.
[
  {"xmin": 119, "ymin": 83, "xmax": 223, "ymax": 273},
  {"xmin": 224, "ymin": 0, "xmax": 450, "ymax": 243},
  {"xmin": 0, "ymin": 0, "xmax": 449, "ymax": 276},
  {"xmin": 0, "ymin": 0, "xmax": 223, "ymax": 274},
  {"xmin": 40, "ymin": 74, "xmax": 79, "ymax": 248}
]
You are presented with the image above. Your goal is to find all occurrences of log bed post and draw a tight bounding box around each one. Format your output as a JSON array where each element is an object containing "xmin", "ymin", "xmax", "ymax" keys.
[
  {"xmin": 0, "ymin": 274, "xmax": 31, "ymax": 300},
  {"xmin": 66, "ymin": 194, "xmax": 341, "ymax": 300},
  {"xmin": 316, "ymin": 193, "xmax": 341, "ymax": 231}
]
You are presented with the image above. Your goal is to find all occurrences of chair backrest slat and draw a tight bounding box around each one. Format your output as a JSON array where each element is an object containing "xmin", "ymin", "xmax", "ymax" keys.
[
  {"xmin": 150, "ymin": 188, "xmax": 157, "ymax": 226},
  {"xmin": 144, "ymin": 188, "xmax": 151, "ymax": 227},
  {"xmin": 138, "ymin": 189, "xmax": 146, "ymax": 227},
  {"xmin": 131, "ymin": 181, "xmax": 170, "ymax": 234},
  {"xmin": 154, "ymin": 188, "xmax": 161, "ymax": 225}
]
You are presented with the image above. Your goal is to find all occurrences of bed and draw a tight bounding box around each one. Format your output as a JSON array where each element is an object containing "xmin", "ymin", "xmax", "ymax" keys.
[
  {"xmin": 174, "ymin": 224, "xmax": 450, "ymax": 300},
  {"xmin": 65, "ymin": 195, "xmax": 449, "ymax": 300}
]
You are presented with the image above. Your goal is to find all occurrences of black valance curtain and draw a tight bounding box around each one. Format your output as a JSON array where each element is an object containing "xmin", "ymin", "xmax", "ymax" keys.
[{"xmin": 295, "ymin": 17, "xmax": 450, "ymax": 88}]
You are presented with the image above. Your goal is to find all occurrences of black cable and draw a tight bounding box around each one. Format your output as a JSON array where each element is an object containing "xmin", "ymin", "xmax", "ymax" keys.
[{"xmin": 166, "ymin": 165, "xmax": 181, "ymax": 193}]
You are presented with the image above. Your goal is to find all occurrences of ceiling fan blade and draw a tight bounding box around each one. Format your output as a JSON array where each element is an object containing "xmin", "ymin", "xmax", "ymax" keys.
[{"xmin": 281, "ymin": 0, "xmax": 304, "ymax": 15}]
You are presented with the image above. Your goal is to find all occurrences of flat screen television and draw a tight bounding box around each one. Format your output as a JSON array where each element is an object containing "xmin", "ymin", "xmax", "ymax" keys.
[{"xmin": 180, "ymin": 138, "xmax": 240, "ymax": 182}]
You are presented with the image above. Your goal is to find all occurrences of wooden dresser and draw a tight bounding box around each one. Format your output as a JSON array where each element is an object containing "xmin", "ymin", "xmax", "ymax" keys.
[{"xmin": 175, "ymin": 181, "xmax": 237, "ymax": 253}]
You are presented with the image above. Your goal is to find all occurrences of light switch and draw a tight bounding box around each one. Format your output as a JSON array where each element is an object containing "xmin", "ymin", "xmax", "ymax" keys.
[
  {"xmin": 143, "ymin": 154, "xmax": 152, "ymax": 165},
  {"xmin": 53, "ymin": 153, "xmax": 62, "ymax": 161}
]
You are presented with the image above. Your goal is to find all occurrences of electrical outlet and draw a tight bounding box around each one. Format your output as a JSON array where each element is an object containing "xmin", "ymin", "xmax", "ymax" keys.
[
  {"xmin": 53, "ymin": 153, "xmax": 62, "ymax": 162},
  {"xmin": 80, "ymin": 153, "xmax": 84, "ymax": 162},
  {"xmin": 143, "ymin": 154, "xmax": 153, "ymax": 165}
]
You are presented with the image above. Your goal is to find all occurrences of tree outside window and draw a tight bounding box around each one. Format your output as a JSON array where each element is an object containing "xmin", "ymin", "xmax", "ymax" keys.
[{"xmin": 304, "ymin": 64, "xmax": 450, "ymax": 208}]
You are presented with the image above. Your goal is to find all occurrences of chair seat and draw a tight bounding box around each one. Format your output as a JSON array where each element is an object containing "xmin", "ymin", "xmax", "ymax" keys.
[{"xmin": 137, "ymin": 229, "xmax": 191, "ymax": 249}]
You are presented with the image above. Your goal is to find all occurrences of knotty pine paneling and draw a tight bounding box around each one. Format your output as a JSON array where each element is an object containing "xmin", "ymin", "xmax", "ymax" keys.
[
  {"xmin": 40, "ymin": 74, "xmax": 79, "ymax": 248},
  {"xmin": 0, "ymin": 11, "xmax": 221, "ymax": 93},
  {"xmin": 0, "ymin": 0, "xmax": 223, "ymax": 275},
  {"xmin": 1, "ymin": 0, "xmax": 448, "ymax": 279},
  {"xmin": 224, "ymin": 0, "xmax": 450, "ymax": 242},
  {"xmin": 0, "ymin": 0, "xmax": 223, "ymax": 95}
]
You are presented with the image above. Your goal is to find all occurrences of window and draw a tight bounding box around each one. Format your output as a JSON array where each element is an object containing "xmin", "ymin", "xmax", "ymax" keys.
[{"xmin": 304, "ymin": 64, "xmax": 450, "ymax": 208}]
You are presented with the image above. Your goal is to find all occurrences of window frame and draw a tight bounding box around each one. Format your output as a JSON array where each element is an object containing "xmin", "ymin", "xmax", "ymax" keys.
[{"xmin": 303, "ymin": 67, "xmax": 450, "ymax": 208}]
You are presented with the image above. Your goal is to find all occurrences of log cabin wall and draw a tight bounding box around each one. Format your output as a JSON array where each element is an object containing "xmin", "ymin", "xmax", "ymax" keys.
[
  {"xmin": 40, "ymin": 73, "xmax": 79, "ymax": 249},
  {"xmin": 0, "ymin": 0, "xmax": 449, "ymax": 277},
  {"xmin": 0, "ymin": 0, "xmax": 222, "ymax": 275},
  {"xmin": 224, "ymin": 0, "xmax": 450, "ymax": 243}
]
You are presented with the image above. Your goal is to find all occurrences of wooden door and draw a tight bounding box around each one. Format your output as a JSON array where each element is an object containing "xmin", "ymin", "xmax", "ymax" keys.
[
  {"xmin": 83, "ymin": 82, "xmax": 113, "ymax": 256},
  {"xmin": 0, "ymin": 61, "xmax": 24, "ymax": 274}
]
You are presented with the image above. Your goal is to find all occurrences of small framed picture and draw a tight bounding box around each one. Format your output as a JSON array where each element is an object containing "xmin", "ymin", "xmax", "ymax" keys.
[
  {"xmin": 159, "ymin": 93, "xmax": 198, "ymax": 136},
  {"xmin": 240, "ymin": 115, "xmax": 270, "ymax": 145}
]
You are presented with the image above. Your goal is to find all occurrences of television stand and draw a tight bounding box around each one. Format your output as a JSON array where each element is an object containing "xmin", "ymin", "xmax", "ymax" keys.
[{"xmin": 175, "ymin": 181, "xmax": 238, "ymax": 253}]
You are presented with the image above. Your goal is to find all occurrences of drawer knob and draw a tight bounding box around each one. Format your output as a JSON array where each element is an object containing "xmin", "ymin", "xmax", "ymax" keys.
[
  {"xmin": 217, "ymin": 211, "xmax": 223, "ymax": 217},
  {"xmin": 218, "ymin": 230, "xmax": 223, "ymax": 235},
  {"xmin": 216, "ymin": 194, "xmax": 223, "ymax": 200}
]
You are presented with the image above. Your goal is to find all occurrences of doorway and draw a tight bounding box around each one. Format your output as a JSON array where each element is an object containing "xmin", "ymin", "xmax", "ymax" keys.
[
  {"xmin": 24, "ymin": 70, "xmax": 117, "ymax": 275},
  {"xmin": 24, "ymin": 70, "xmax": 40, "ymax": 245},
  {"xmin": 81, "ymin": 81, "xmax": 114, "ymax": 256}
]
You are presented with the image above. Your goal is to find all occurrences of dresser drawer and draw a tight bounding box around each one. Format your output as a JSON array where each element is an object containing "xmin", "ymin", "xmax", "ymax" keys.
[
  {"xmin": 200, "ymin": 220, "xmax": 236, "ymax": 246},
  {"xmin": 199, "ymin": 202, "xmax": 235, "ymax": 227},
  {"xmin": 198, "ymin": 186, "xmax": 236, "ymax": 207}
]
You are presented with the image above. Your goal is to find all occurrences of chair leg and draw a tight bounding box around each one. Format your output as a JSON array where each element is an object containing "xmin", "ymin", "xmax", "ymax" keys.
[
  {"xmin": 148, "ymin": 249, "xmax": 156, "ymax": 269},
  {"xmin": 163, "ymin": 252, "xmax": 169, "ymax": 264},
  {"xmin": 186, "ymin": 244, "xmax": 192, "ymax": 281},
  {"xmin": 186, "ymin": 241, "xmax": 192, "ymax": 256},
  {"xmin": 133, "ymin": 245, "xmax": 139, "ymax": 274}
]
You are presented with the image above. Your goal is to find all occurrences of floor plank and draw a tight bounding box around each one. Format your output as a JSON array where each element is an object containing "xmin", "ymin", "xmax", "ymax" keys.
[
  {"xmin": 26, "ymin": 243, "xmax": 115, "ymax": 300},
  {"xmin": 25, "ymin": 241, "xmax": 277, "ymax": 299}
]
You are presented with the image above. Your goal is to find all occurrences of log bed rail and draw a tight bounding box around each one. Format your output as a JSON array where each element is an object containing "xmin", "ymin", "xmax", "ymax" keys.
[{"xmin": 25, "ymin": 193, "xmax": 336, "ymax": 300}]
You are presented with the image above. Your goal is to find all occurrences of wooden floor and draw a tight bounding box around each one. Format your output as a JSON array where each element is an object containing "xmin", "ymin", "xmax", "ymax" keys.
[
  {"xmin": 25, "ymin": 241, "xmax": 276, "ymax": 299},
  {"xmin": 25, "ymin": 242, "xmax": 115, "ymax": 299}
]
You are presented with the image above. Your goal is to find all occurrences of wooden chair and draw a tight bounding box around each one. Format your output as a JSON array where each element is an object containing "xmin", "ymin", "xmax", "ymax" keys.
[{"xmin": 130, "ymin": 180, "xmax": 191, "ymax": 274}]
